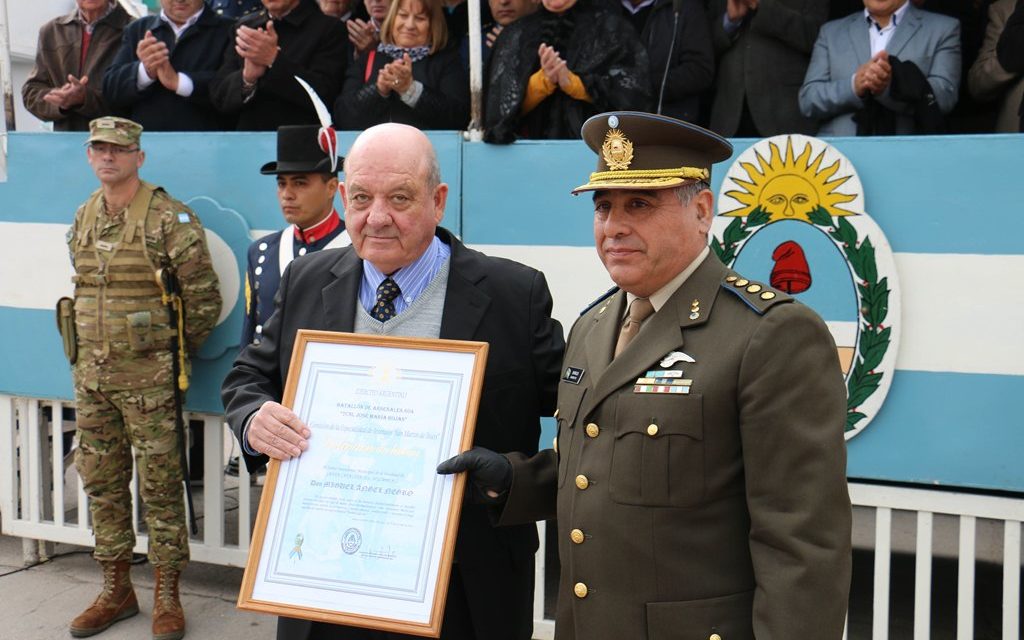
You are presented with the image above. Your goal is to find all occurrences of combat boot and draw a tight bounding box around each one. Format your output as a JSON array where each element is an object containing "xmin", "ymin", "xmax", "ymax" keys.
[
  {"xmin": 152, "ymin": 566, "xmax": 186, "ymax": 640},
  {"xmin": 69, "ymin": 560, "xmax": 139, "ymax": 637}
]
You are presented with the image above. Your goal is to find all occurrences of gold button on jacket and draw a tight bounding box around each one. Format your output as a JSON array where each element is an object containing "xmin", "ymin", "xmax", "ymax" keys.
[
  {"xmin": 574, "ymin": 582, "xmax": 588, "ymax": 598},
  {"xmin": 570, "ymin": 528, "xmax": 585, "ymax": 544},
  {"xmin": 585, "ymin": 422, "xmax": 600, "ymax": 438},
  {"xmin": 575, "ymin": 474, "xmax": 590, "ymax": 490}
]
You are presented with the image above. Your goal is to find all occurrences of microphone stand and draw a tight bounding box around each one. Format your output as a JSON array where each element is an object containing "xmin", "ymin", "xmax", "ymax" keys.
[{"xmin": 656, "ymin": 1, "xmax": 684, "ymax": 115}]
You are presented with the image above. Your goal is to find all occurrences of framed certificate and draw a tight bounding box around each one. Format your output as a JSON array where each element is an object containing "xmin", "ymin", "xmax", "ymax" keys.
[{"xmin": 238, "ymin": 330, "xmax": 489, "ymax": 637}]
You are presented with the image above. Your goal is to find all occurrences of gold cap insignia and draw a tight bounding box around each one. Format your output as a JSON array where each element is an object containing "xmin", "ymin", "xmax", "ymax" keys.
[{"xmin": 601, "ymin": 129, "xmax": 633, "ymax": 171}]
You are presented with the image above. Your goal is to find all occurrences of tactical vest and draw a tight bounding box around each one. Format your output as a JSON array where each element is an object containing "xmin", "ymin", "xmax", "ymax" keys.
[{"xmin": 71, "ymin": 182, "xmax": 176, "ymax": 360}]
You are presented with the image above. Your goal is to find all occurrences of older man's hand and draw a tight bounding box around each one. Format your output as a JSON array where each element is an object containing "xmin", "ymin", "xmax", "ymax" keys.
[
  {"xmin": 347, "ymin": 18, "xmax": 380, "ymax": 56},
  {"xmin": 246, "ymin": 400, "xmax": 310, "ymax": 460},
  {"xmin": 42, "ymin": 74, "xmax": 89, "ymax": 109}
]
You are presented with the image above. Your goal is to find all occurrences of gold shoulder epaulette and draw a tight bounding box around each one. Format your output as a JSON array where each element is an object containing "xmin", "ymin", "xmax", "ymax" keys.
[{"xmin": 720, "ymin": 274, "xmax": 792, "ymax": 315}]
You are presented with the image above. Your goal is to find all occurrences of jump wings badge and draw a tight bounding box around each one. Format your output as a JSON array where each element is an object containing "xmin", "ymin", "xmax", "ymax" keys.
[{"xmin": 602, "ymin": 129, "xmax": 634, "ymax": 171}]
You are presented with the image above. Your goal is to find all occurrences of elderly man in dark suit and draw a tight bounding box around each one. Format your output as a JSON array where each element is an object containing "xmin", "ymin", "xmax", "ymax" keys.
[
  {"xmin": 221, "ymin": 123, "xmax": 564, "ymax": 640},
  {"xmin": 441, "ymin": 111, "xmax": 852, "ymax": 639}
]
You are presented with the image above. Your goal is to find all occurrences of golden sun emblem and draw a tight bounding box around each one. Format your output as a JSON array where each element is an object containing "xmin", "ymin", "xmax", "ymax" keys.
[
  {"xmin": 722, "ymin": 137, "xmax": 857, "ymax": 222},
  {"xmin": 601, "ymin": 129, "xmax": 634, "ymax": 171}
]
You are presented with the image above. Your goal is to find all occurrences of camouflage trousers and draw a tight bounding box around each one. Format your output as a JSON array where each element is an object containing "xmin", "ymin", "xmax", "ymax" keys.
[{"xmin": 73, "ymin": 380, "xmax": 189, "ymax": 570}]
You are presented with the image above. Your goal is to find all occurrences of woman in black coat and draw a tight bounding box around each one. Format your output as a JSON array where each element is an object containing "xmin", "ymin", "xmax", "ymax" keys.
[
  {"xmin": 483, "ymin": 0, "xmax": 652, "ymax": 142},
  {"xmin": 334, "ymin": 0, "xmax": 469, "ymax": 130}
]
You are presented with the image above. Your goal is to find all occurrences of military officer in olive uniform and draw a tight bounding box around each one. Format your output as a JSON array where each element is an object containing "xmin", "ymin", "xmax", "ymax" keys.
[
  {"xmin": 241, "ymin": 124, "xmax": 350, "ymax": 347},
  {"xmin": 440, "ymin": 111, "xmax": 852, "ymax": 640},
  {"xmin": 63, "ymin": 117, "xmax": 221, "ymax": 640}
]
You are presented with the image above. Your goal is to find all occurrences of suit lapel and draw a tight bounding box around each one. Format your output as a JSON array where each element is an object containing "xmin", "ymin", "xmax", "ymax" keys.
[
  {"xmin": 849, "ymin": 13, "xmax": 871, "ymax": 66},
  {"xmin": 578, "ymin": 257, "xmax": 727, "ymax": 421},
  {"xmin": 439, "ymin": 232, "xmax": 491, "ymax": 340},
  {"xmin": 885, "ymin": 4, "xmax": 922, "ymax": 58},
  {"xmin": 321, "ymin": 249, "xmax": 362, "ymax": 331}
]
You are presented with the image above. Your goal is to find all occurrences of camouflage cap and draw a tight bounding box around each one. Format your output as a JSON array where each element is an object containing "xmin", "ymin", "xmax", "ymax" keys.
[
  {"xmin": 572, "ymin": 111, "xmax": 732, "ymax": 194},
  {"xmin": 87, "ymin": 117, "xmax": 143, "ymax": 147}
]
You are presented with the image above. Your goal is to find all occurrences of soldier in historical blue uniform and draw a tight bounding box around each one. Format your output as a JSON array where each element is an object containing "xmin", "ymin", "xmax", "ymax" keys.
[{"xmin": 242, "ymin": 124, "xmax": 350, "ymax": 346}]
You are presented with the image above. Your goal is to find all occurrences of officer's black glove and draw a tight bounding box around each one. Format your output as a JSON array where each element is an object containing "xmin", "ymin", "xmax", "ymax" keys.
[{"xmin": 437, "ymin": 446, "xmax": 512, "ymax": 504}]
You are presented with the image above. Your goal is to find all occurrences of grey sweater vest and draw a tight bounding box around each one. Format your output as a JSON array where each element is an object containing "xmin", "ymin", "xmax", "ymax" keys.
[{"xmin": 353, "ymin": 258, "xmax": 450, "ymax": 338}]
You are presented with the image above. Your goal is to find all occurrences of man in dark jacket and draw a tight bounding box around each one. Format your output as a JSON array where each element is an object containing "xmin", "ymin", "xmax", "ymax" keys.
[
  {"xmin": 708, "ymin": 0, "xmax": 827, "ymax": 137},
  {"xmin": 210, "ymin": 0, "xmax": 348, "ymax": 130},
  {"xmin": 222, "ymin": 123, "xmax": 564, "ymax": 640},
  {"xmin": 103, "ymin": 0, "xmax": 234, "ymax": 131},
  {"xmin": 620, "ymin": 0, "xmax": 714, "ymax": 123},
  {"xmin": 22, "ymin": 0, "xmax": 132, "ymax": 131}
]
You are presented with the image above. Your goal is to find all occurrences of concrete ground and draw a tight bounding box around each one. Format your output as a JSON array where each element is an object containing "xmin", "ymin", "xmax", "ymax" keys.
[{"xmin": 0, "ymin": 534, "xmax": 276, "ymax": 640}]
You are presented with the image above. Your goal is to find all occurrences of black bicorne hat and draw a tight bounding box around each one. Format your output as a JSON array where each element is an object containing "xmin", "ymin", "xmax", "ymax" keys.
[{"xmin": 260, "ymin": 125, "xmax": 342, "ymax": 175}]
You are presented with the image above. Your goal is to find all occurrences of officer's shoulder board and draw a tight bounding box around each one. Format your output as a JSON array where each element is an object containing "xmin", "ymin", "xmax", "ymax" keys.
[
  {"xmin": 579, "ymin": 285, "xmax": 619, "ymax": 316},
  {"xmin": 719, "ymin": 273, "xmax": 792, "ymax": 315}
]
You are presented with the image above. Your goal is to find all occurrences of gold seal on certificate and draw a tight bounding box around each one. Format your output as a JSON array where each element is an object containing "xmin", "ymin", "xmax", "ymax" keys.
[{"xmin": 238, "ymin": 330, "xmax": 488, "ymax": 637}]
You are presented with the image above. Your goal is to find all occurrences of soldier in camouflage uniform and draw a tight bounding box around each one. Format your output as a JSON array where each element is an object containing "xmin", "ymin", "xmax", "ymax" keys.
[{"xmin": 65, "ymin": 117, "xmax": 221, "ymax": 640}]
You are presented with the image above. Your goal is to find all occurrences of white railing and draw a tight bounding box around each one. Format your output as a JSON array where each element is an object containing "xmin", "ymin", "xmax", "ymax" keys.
[
  {"xmin": 0, "ymin": 395, "xmax": 253, "ymax": 567},
  {"xmin": 2, "ymin": 394, "xmax": 1021, "ymax": 639},
  {"xmin": 849, "ymin": 483, "xmax": 1023, "ymax": 640}
]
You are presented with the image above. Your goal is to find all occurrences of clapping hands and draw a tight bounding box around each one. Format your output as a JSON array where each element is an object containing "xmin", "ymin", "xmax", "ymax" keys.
[
  {"xmin": 237, "ymin": 20, "xmax": 280, "ymax": 84},
  {"xmin": 376, "ymin": 53, "xmax": 414, "ymax": 97},
  {"xmin": 855, "ymin": 50, "xmax": 892, "ymax": 97},
  {"xmin": 42, "ymin": 74, "xmax": 89, "ymax": 110},
  {"xmin": 137, "ymin": 30, "xmax": 181, "ymax": 92},
  {"xmin": 539, "ymin": 43, "xmax": 572, "ymax": 92}
]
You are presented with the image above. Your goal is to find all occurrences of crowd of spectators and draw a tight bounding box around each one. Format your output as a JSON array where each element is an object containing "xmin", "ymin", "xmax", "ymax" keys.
[{"xmin": 21, "ymin": 0, "xmax": 1024, "ymax": 137}]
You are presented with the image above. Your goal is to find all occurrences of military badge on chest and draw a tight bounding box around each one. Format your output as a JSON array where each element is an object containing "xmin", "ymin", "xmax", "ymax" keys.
[{"xmin": 634, "ymin": 351, "xmax": 697, "ymax": 394}]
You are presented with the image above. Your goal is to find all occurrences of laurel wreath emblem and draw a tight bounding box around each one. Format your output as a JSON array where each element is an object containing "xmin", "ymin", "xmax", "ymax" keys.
[{"xmin": 711, "ymin": 205, "xmax": 891, "ymax": 432}]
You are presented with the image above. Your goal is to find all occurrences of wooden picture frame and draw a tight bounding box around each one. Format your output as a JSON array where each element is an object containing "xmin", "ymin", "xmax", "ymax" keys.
[{"xmin": 238, "ymin": 330, "xmax": 489, "ymax": 637}]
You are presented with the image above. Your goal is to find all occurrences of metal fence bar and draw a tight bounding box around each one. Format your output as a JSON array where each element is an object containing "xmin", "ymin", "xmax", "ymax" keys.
[
  {"xmin": 0, "ymin": 396, "xmax": 15, "ymax": 524},
  {"xmin": 1003, "ymin": 521, "xmax": 1021, "ymax": 640},
  {"xmin": 913, "ymin": 511, "xmax": 933, "ymax": 640},
  {"xmin": 16, "ymin": 398, "xmax": 30, "ymax": 524},
  {"xmin": 874, "ymin": 507, "xmax": 892, "ymax": 640},
  {"xmin": 201, "ymin": 415, "xmax": 225, "ymax": 549},
  {"xmin": 238, "ymin": 457, "xmax": 252, "ymax": 551},
  {"xmin": 957, "ymin": 515, "xmax": 976, "ymax": 640},
  {"xmin": 849, "ymin": 483, "xmax": 1024, "ymax": 521},
  {"xmin": 26, "ymin": 399, "xmax": 41, "ymax": 524},
  {"xmin": 532, "ymin": 520, "xmax": 554, "ymax": 640},
  {"xmin": 51, "ymin": 401, "xmax": 65, "ymax": 527}
]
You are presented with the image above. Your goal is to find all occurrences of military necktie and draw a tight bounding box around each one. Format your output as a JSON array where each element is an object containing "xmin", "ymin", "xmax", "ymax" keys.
[
  {"xmin": 614, "ymin": 297, "xmax": 654, "ymax": 358},
  {"xmin": 372, "ymin": 277, "xmax": 402, "ymax": 321}
]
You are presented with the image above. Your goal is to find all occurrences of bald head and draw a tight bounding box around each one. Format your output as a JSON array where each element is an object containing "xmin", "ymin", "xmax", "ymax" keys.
[
  {"xmin": 345, "ymin": 123, "xmax": 441, "ymax": 189},
  {"xmin": 340, "ymin": 124, "xmax": 448, "ymax": 274}
]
